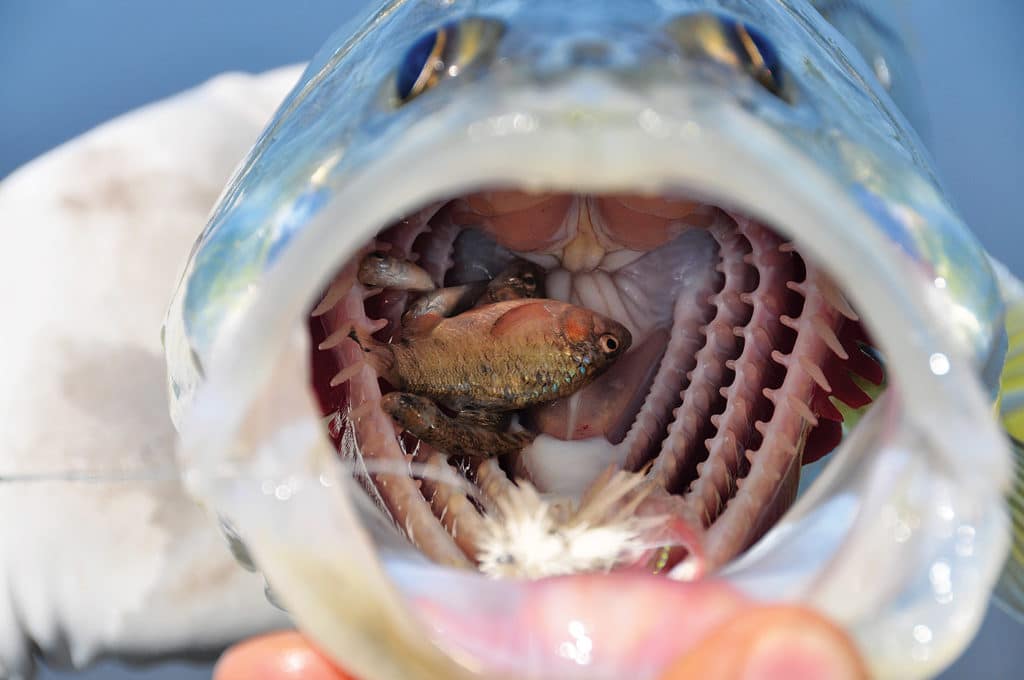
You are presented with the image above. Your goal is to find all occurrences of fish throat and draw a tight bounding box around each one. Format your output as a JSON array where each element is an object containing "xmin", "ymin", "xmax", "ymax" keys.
[{"xmin": 308, "ymin": 190, "xmax": 883, "ymax": 577}]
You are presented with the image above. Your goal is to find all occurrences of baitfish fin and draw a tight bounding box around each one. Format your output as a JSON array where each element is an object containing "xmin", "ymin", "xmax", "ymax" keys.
[
  {"xmin": 345, "ymin": 327, "xmax": 399, "ymax": 385},
  {"xmin": 995, "ymin": 277, "xmax": 1024, "ymax": 619},
  {"xmin": 488, "ymin": 300, "xmax": 557, "ymax": 338}
]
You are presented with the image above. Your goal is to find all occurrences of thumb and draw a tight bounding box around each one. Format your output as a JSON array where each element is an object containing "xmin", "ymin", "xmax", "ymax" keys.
[
  {"xmin": 213, "ymin": 631, "xmax": 354, "ymax": 680},
  {"xmin": 658, "ymin": 606, "xmax": 868, "ymax": 680}
]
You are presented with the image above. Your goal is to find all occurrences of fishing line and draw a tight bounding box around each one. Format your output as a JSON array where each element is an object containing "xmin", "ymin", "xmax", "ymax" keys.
[{"xmin": 0, "ymin": 453, "xmax": 486, "ymax": 498}]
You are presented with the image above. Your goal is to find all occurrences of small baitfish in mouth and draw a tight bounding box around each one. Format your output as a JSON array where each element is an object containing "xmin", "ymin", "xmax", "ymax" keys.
[
  {"xmin": 350, "ymin": 253, "xmax": 630, "ymax": 459},
  {"xmin": 348, "ymin": 254, "xmax": 631, "ymax": 464},
  {"xmin": 308, "ymin": 189, "xmax": 884, "ymax": 578}
]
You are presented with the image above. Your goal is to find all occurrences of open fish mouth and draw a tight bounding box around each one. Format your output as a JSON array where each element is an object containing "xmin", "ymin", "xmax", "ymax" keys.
[
  {"xmin": 307, "ymin": 189, "xmax": 883, "ymax": 578},
  {"xmin": 168, "ymin": 6, "xmax": 1013, "ymax": 676}
]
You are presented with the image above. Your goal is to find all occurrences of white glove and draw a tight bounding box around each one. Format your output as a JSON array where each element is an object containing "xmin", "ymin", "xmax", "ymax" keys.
[{"xmin": 0, "ymin": 66, "xmax": 303, "ymax": 678}]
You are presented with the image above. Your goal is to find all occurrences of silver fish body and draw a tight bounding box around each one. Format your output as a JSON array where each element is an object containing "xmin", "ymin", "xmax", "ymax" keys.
[{"xmin": 163, "ymin": 2, "xmax": 1017, "ymax": 678}]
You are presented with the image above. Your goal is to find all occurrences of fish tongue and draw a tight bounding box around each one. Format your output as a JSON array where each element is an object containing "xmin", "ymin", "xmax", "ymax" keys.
[{"xmin": 531, "ymin": 328, "xmax": 669, "ymax": 442}]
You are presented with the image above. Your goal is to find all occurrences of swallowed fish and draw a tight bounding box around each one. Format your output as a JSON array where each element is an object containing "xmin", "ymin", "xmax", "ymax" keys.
[
  {"xmin": 375, "ymin": 254, "xmax": 553, "ymax": 457},
  {"xmin": 480, "ymin": 258, "xmax": 546, "ymax": 303},
  {"xmin": 357, "ymin": 251, "xmax": 436, "ymax": 292},
  {"xmin": 382, "ymin": 392, "xmax": 534, "ymax": 459},
  {"xmin": 351, "ymin": 298, "xmax": 631, "ymax": 412},
  {"xmin": 396, "ymin": 256, "xmax": 547, "ymax": 338}
]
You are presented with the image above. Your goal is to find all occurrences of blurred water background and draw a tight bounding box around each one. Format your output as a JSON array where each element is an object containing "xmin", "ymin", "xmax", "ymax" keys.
[{"xmin": 1, "ymin": 1, "xmax": 1021, "ymax": 678}]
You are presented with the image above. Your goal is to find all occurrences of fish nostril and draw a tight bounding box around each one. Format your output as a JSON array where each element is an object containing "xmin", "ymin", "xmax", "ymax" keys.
[{"xmin": 665, "ymin": 12, "xmax": 793, "ymax": 104}]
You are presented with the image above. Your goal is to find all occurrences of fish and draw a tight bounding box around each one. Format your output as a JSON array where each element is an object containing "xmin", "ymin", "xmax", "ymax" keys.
[
  {"xmin": 357, "ymin": 251, "xmax": 436, "ymax": 292},
  {"xmin": 480, "ymin": 258, "xmax": 546, "ymax": 303},
  {"xmin": 393, "ymin": 255, "xmax": 548, "ymax": 337},
  {"xmin": 381, "ymin": 392, "xmax": 535, "ymax": 459},
  {"xmin": 1, "ymin": 2, "xmax": 1020, "ymax": 679},
  {"xmin": 158, "ymin": 2, "xmax": 1024, "ymax": 679},
  {"xmin": 349, "ymin": 297, "xmax": 631, "ymax": 412},
  {"xmin": 366, "ymin": 254, "xmax": 560, "ymax": 458}
]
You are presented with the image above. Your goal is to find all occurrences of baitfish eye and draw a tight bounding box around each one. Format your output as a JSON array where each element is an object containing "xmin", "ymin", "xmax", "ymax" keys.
[
  {"xmin": 396, "ymin": 17, "xmax": 506, "ymax": 103},
  {"xmin": 520, "ymin": 272, "xmax": 537, "ymax": 289},
  {"xmin": 599, "ymin": 334, "xmax": 620, "ymax": 354},
  {"xmin": 666, "ymin": 13, "xmax": 792, "ymax": 103}
]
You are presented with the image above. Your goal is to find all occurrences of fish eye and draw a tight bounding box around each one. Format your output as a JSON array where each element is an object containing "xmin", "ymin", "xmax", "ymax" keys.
[
  {"xmin": 599, "ymin": 334, "xmax": 620, "ymax": 354},
  {"xmin": 665, "ymin": 13, "xmax": 792, "ymax": 103},
  {"xmin": 521, "ymin": 272, "xmax": 536, "ymax": 288},
  {"xmin": 395, "ymin": 17, "xmax": 506, "ymax": 103},
  {"xmin": 732, "ymin": 22, "xmax": 784, "ymax": 96}
]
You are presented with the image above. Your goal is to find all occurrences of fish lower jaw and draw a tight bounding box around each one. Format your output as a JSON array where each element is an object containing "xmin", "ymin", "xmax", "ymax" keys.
[{"xmin": 308, "ymin": 189, "xmax": 884, "ymax": 580}]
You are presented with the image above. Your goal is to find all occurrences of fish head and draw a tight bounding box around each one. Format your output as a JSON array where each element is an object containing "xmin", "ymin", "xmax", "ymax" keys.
[
  {"xmin": 485, "ymin": 258, "xmax": 547, "ymax": 301},
  {"xmin": 380, "ymin": 391, "xmax": 440, "ymax": 432},
  {"xmin": 164, "ymin": 2, "xmax": 1013, "ymax": 679},
  {"xmin": 593, "ymin": 316, "xmax": 631, "ymax": 361},
  {"xmin": 560, "ymin": 304, "xmax": 632, "ymax": 367}
]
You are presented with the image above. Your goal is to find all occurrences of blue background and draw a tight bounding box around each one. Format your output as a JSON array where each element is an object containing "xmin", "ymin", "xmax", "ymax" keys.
[{"xmin": 1, "ymin": 1, "xmax": 1021, "ymax": 678}]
